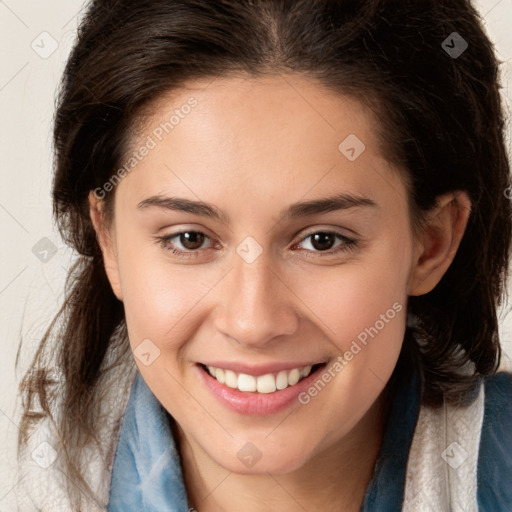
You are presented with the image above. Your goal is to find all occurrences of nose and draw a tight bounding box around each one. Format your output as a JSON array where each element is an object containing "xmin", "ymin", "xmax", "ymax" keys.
[{"xmin": 213, "ymin": 250, "xmax": 299, "ymax": 348}]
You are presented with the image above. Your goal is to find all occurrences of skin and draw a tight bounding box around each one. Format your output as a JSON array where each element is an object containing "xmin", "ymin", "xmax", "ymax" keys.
[{"xmin": 89, "ymin": 73, "xmax": 471, "ymax": 511}]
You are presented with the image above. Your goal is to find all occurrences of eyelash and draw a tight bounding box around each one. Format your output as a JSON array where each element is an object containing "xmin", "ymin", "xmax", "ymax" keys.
[{"xmin": 156, "ymin": 229, "xmax": 358, "ymax": 259}]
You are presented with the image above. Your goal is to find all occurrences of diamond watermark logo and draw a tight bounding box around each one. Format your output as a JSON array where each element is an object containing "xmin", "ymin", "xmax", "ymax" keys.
[
  {"xmin": 441, "ymin": 32, "xmax": 468, "ymax": 59},
  {"xmin": 237, "ymin": 442, "xmax": 262, "ymax": 468},
  {"xmin": 31, "ymin": 441, "xmax": 58, "ymax": 469},
  {"xmin": 441, "ymin": 441, "xmax": 468, "ymax": 469},
  {"xmin": 236, "ymin": 236, "xmax": 263, "ymax": 264},
  {"xmin": 32, "ymin": 237, "xmax": 58, "ymax": 263},
  {"xmin": 31, "ymin": 31, "xmax": 59, "ymax": 59},
  {"xmin": 133, "ymin": 338, "xmax": 161, "ymax": 366},
  {"xmin": 338, "ymin": 134, "xmax": 366, "ymax": 161}
]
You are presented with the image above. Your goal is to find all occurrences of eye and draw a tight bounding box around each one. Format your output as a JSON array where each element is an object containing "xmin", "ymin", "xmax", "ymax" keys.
[
  {"xmin": 157, "ymin": 230, "xmax": 215, "ymax": 258},
  {"xmin": 292, "ymin": 230, "xmax": 357, "ymax": 256}
]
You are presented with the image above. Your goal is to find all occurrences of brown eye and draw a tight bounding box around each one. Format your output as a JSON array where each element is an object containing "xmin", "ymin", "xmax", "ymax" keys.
[
  {"xmin": 309, "ymin": 232, "xmax": 337, "ymax": 251},
  {"xmin": 293, "ymin": 230, "xmax": 357, "ymax": 257},
  {"xmin": 178, "ymin": 231, "xmax": 206, "ymax": 250},
  {"xmin": 157, "ymin": 230, "xmax": 212, "ymax": 257}
]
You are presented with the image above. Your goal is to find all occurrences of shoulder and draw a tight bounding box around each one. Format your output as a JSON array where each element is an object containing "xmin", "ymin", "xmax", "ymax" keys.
[
  {"xmin": 402, "ymin": 367, "xmax": 511, "ymax": 511},
  {"xmin": 15, "ymin": 349, "xmax": 138, "ymax": 511},
  {"xmin": 482, "ymin": 369, "xmax": 512, "ymax": 409},
  {"xmin": 480, "ymin": 370, "xmax": 512, "ymax": 447},
  {"xmin": 477, "ymin": 370, "xmax": 512, "ymax": 511}
]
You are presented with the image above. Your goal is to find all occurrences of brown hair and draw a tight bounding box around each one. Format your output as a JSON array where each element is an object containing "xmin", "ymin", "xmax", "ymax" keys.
[{"xmin": 17, "ymin": 0, "xmax": 511, "ymax": 508}]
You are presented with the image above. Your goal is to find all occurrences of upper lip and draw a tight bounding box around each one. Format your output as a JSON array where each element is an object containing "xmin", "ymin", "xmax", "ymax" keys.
[{"xmin": 199, "ymin": 360, "xmax": 326, "ymax": 377}]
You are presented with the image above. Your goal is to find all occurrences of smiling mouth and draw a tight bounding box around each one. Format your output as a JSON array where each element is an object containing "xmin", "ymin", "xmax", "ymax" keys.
[{"xmin": 199, "ymin": 362, "xmax": 326, "ymax": 394}]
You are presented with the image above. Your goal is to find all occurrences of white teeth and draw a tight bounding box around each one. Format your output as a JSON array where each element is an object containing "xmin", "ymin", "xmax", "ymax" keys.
[
  {"xmin": 225, "ymin": 370, "xmax": 238, "ymax": 389},
  {"xmin": 238, "ymin": 373, "xmax": 257, "ymax": 392},
  {"xmin": 301, "ymin": 365, "xmax": 312, "ymax": 378},
  {"xmin": 257, "ymin": 374, "xmax": 276, "ymax": 394},
  {"xmin": 276, "ymin": 371, "xmax": 289, "ymax": 390},
  {"xmin": 205, "ymin": 364, "xmax": 316, "ymax": 394},
  {"xmin": 215, "ymin": 368, "xmax": 225, "ymax": 384},
  {"xmin": 288, "ymin": 368, "xmax": 300, "ymax": 386}
]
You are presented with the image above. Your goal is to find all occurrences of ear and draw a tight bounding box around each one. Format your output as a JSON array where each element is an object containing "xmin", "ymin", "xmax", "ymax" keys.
[
  {"xmin": 88, "ymin": 191, "xmax": 123, "ymax": 301},
  {"xmin": 408, "ymin": 190, "xmax": 472, "ymax": 296}
]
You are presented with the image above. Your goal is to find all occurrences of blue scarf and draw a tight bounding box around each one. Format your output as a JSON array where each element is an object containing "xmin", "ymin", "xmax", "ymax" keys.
[
  {"xmin": 107, "ymin": 368, "xmax": 422, "ymax": 511},
  {"xmin": 107, "ymin": 372, "xmax": 189, "ymax": 511}
]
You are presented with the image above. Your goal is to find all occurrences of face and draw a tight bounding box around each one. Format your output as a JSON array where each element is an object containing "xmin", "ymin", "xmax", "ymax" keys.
[{"xmin": 93, "ymin": 74, "xmax": 421, "ymax": 474}]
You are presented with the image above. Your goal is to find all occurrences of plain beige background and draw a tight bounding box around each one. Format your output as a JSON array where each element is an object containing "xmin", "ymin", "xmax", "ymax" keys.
[{"xmin": 1, "ymin": 0, "xmax": 511, "ymax": 509}]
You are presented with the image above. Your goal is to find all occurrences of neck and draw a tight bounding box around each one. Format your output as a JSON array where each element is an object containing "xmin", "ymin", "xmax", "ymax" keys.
[{"xmin": 172, "ymin": 392, "xmax": 390, "ymax": 512}]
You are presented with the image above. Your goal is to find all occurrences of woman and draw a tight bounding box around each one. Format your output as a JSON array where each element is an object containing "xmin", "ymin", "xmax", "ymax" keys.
[{"xmin": 15, "ymin": 0, "xmax": 512, "ymax": 510}]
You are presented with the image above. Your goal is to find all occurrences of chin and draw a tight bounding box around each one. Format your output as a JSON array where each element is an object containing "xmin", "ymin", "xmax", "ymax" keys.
[{"xmin": 212, "ymin": 444, "xmax": 313, "ymax": 475}]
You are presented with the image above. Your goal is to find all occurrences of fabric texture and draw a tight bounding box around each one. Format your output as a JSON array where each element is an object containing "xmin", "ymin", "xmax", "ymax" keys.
[
  {"xmin": 361, "ymin": 368, "xmax": 421, "ymax": 510},
  {"xmin": 13, "ymin": 351, "xmax": 512, "ymax": 511},
  {"xmin": 402, "ymin": 375, "xmax": 485, "ymax": 511},
  {"xmin": 13, "ymin": 335, "xmax": 138, "ymax": 512},
  {"xmin": 477, "ymin": 371, "xmax": 512, "ymax": 511},
  {"xmin": 107, "ymin": 373, "xmax": 189, "ymax": 512}
]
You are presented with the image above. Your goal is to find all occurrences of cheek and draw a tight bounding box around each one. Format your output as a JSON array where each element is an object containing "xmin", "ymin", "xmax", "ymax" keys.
[
  {"xmin": 116, "ymin": 242, "xmax": 216, "ymax": 350},
  {"xmin": 289, "ymin": 236, "xmax": 410, "ymax": 352}
]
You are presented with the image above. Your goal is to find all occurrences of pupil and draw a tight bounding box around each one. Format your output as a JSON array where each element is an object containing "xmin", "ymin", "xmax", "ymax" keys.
[{"xmin": 312, "ymin": 233, "xmax": 335, "ymax": 251}]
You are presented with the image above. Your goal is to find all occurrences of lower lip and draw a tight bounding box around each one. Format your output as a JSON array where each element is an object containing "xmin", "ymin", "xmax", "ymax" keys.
[{"xmin": 196, "ymin": 363, "xmax": 327, "ymax": 416}]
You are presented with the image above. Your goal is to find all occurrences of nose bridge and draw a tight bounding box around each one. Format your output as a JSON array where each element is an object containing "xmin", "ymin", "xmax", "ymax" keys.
[{"xmin": 214, "ymin": 246, "xmax": 298, "ymax": 346}]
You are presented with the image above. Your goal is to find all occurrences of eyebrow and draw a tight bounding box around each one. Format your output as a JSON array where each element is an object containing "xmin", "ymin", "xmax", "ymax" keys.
[{"xmin": 137, "ymin": 192, "xmax": 378, "ymax": 224}]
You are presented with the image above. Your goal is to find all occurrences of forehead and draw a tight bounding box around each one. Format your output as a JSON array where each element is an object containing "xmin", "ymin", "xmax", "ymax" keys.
[
  {"xmin": 117, "ymin": 73, "xmax": 407, "ymax": 215},
  {"xmin": 139, "ymin": 73, "xmax": 383, "ymax": 154}
]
